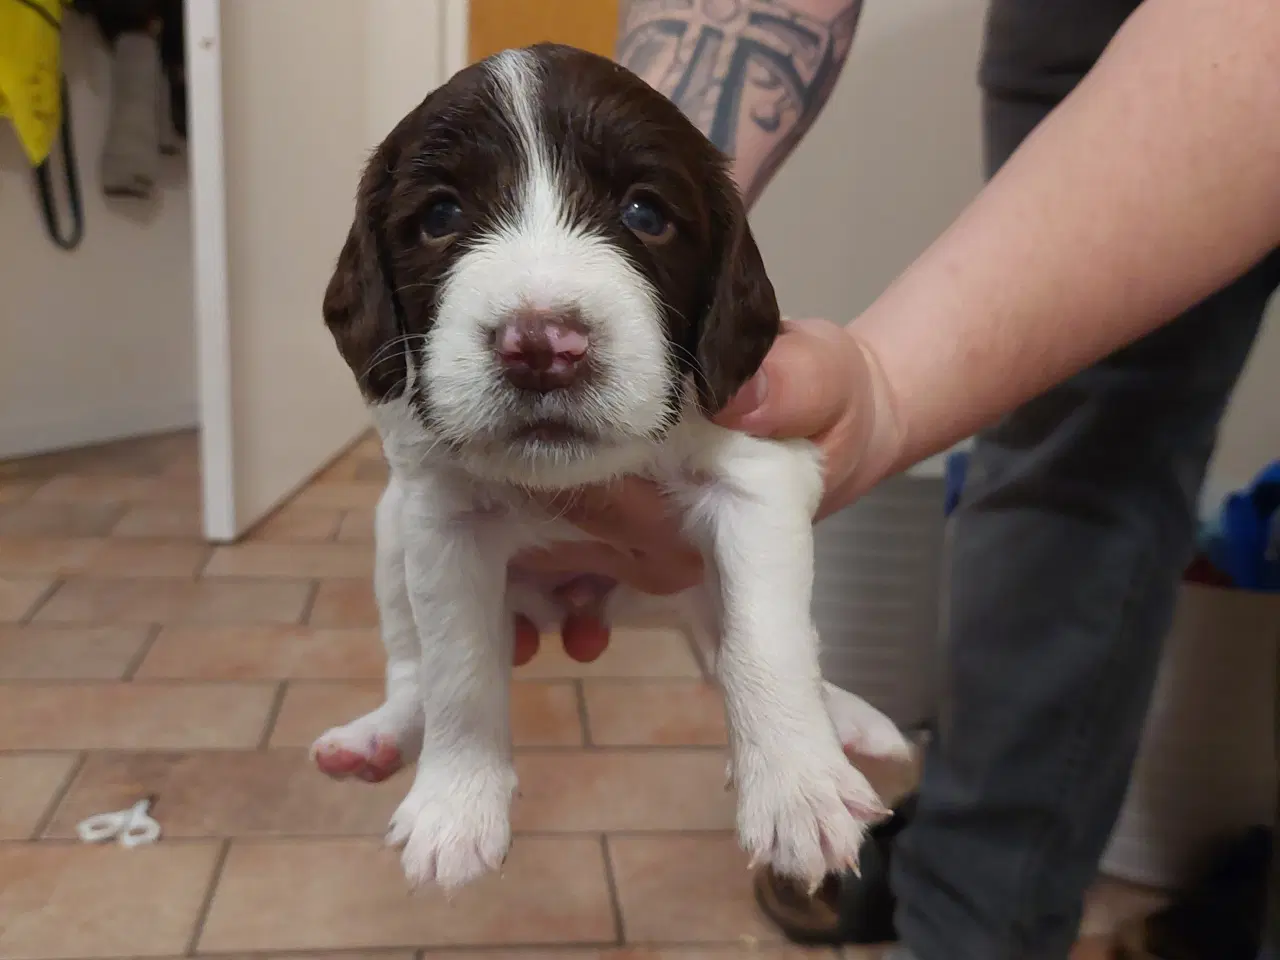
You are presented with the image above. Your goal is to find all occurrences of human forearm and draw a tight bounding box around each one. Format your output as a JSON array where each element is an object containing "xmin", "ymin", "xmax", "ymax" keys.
[
  {"xmin": 616, "ymin": 0, "xmax": 862, "ymax": 207},
  {"xmin": 848, "ymin": 0, "xmax": 1280, "ymax": 488}
]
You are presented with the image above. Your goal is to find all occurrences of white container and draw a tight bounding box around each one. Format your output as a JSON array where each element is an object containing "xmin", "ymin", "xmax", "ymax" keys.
[
  {"xmin": 814, "ymin": 473, "xmax": 947, "ymax": 729},
  {"xmin": 1100, "ymin": 584, "xmax": 1280, "ymax": 888}
]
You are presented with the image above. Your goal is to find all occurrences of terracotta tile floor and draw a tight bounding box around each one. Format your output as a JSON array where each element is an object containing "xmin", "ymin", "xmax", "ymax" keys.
[{"xmin": 0, "ymin": 430, "xmax": 1162, "ymax": 960}]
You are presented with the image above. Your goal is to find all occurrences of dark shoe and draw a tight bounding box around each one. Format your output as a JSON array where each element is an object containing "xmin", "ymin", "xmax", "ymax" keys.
[
  {"xmin": 753, "ymin": 793, "xmax": 917, "ymax": 946},
  {"xmin": 1115, "ymin": 825, "xmax": 1272, "ymax": 960}
]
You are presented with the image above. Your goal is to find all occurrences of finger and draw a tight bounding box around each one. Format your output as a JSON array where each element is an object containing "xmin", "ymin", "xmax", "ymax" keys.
[
  {"xmin": 535, "ymin": 477, "xmax": 682, "ymax": 553},
  {"xmin": 513, "ymin": 615, "xmax": 540, "ymax": 666},
  {"xmin": 542, "ymin": 544, "xmax": 702, "ymax": 595},
  {"xmin": 557, "ymin": 574, "xmax": 617, "ymax": 613},
  {"xmin": 617, "ymin": 550, "xmax": 704, "ymax": 595},
  {"xmin": 561, "ymin": 613, "xmax": 611, "ymax": 662},
  {"xmin": 715, "ymin": 320, "xmax": 854, "ymax": 440},
  {"xmin": 517, "ymin": 542, "xmax": 633, "ymax": 577},
  {"xmin": 715, "ymin": 369, "xmax": 769, "ymax": 422},
  {"xmin": 522, "ymin": 539, "xmax": 702, "ymax": 595}
]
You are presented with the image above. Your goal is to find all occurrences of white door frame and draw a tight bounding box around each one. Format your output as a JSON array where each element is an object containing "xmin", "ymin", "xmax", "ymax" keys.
[
  {"xmin": 185, "ymin": 0, "xmax": 237, "ymax": 541},
  {"xmin": 187, "ymin": 0, "xmax": 467, "ymax": 543}
]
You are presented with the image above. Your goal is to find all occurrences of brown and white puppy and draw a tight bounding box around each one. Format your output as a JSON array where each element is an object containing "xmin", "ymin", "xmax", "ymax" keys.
[{"xmin": 313, "ymin": 43, "xmax": 910, "ymax": 892}]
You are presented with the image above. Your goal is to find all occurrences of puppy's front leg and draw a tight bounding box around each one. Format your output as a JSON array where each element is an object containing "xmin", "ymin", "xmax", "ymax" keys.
[
  {"xmin": 684, "ymin": 434, "xmax": 888, "ymax": 889},
  {"xmin": 384, "ymin": 477, "xmax": 517, "ymax": 890}
]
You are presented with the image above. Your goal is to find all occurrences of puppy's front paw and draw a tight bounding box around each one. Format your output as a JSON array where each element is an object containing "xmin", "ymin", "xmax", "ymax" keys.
[
  {"xmin": 734, "ymin": 740, "xmax": 887, "ymax": 891},
  {"xmin": 385, "ymin": 761, "xmax": 517, "ymax": 890}
]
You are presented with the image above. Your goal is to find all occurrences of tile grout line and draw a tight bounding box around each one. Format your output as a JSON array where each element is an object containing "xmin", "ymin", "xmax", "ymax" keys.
[
  {"xmin": 299, "ymin": 579, "xmax": 322, "ymax": 625},
  {"xmin": 184, "ymin": 837, "xmax": 232, "ymax": 956},
  {"xmin": 0, "ymin": 745, "xmax": 727, "ymax": 761},
  {"xmin": 0, "ymin": 675, "xmax": 715, "ymax": 687},
  {"xmin": 574, "ymin": 679, "xmax": 594, "ymax": 748},
  {"xmin": 257, "ymin": 681, "xmax": 290, "ymax": 749},
  {"xmin": 599, "ymin": 833, "xmax": 627, "ymax": 946},
  {"xmin": 679, "ymin": 626, "xmax": 714, "ymax": 685},
  {"xmin": 27, "ymin": 751, "xmax": 85, "ymax": 840},
  {"xmin": 121, "ymin": 623, "xmax": 163, "ymax": 680},
  {"xmin": 18, "ymin": 578, "xmax": 64, "ymax": 625},
  {"xmin": 16, "ymin": 951, "xmax": 557, "ymax": 960},
  {"xmin": 192, "ymin": 544, "xmax": 218, "ymax": 578},
  {"xmin": 0, "ymin": 942, "xmax": 820, "ymax": 960},
  {"xmin": 0, "ymin": 678, "xmax": 294, "ymax": 688},
  {"xmin": 17, "ymin": 828, "xmax": 746, "ymax": 848},
  {"xmin": 415, "ymin": 949, "xmax": 621, "ymax": 959},
  {"xmin": 101, "ymin": 500, "xmax": 131, "ymax": 536},
  {"xmin": 185, "ymin": 942, "xmax": 624, "ymax": 960}
]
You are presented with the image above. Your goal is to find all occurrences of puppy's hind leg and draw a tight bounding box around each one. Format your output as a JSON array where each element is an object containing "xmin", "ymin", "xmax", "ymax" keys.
[
  {"xmin": 312, "ymin": 476, "xmax": 425, "ymax": 783},
  {"xmin": 822, "ymin": 682, "xmax": 913, "ymax": 763}
]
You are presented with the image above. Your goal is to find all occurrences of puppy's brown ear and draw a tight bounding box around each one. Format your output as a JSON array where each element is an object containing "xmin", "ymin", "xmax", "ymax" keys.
[
  {"xmin": 323, "ymin": 144, "xmax": 406, "ymax": 402},
  {"xmin": 693, "ymin": 173, "xmax": 781, "ymax": 414}
]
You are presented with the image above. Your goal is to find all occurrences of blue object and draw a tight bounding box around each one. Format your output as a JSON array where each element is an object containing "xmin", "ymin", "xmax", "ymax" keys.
[
  {"xmin": 1203, "ymin": 460, "xmax": 1280, "ymax": 592},
  {"xmin": 942, "ymin": 450, "xmax": 1280, "ymax": 592},
  {"xmin": 944, "ymin": 451, "xmax": 970, "ymax": 517}
]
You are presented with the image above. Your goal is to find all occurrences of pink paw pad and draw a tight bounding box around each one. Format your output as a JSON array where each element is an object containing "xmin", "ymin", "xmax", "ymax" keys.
[{"xmin": 313, "ymin": 735, "xmax": 403, "ymax": 783}]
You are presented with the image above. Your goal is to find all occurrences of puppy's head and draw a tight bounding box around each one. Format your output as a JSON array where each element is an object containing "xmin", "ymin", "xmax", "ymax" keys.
[{"xmin": 324, "ymin": 43, "xmax": 779, "ymax": 487}]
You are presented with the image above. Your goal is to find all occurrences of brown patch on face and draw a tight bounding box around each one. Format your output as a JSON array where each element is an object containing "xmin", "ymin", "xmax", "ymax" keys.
[
  {"xmin": 530, "ymin": 43, "xmax": 781, "ymax": 415},
  {"xmin": 695, "ymin": 169, "xmax": 781, "ymax": 413},
  {"xmin": 322, "ymin": 144, "xmax": 405, "ymax": 402},
  {"xmin": 324, "ymin": 43, "xmax": 780, "ymax": 417},
  {"xmin": 322, "ymin": 63, "xmax": 526, "ymax": 404}
]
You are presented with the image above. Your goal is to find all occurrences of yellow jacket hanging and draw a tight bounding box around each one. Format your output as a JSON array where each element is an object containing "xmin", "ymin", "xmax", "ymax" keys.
[{"xmin": 0, "ymin": 0, "xmax": 65, "ymax": 166}]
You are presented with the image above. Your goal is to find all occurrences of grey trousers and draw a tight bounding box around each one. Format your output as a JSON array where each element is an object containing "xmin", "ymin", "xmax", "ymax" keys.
[{"xmin": 888, "ymin": 84, "xmax": 1280, "ymax": 960}]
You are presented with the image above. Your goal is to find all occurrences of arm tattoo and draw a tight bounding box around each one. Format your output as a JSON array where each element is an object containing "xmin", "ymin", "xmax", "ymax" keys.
[{"xmin": 617, "ymin": 0, "xmax": 862, "ymax": 199}]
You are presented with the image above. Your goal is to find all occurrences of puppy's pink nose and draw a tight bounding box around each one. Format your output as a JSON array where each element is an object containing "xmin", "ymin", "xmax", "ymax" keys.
[{"xmin": 495, "ymin": 309, "xmax": 590, "ymax": 393}]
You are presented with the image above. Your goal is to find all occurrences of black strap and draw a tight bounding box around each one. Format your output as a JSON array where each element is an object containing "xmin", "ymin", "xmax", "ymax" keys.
[
  {"xmin": 33, "ymin": 75, "xmax": 84, "ymax": 251},
  {"xmin": 14, "ymin": 0, "xmax": 58, "ymax": 30}
]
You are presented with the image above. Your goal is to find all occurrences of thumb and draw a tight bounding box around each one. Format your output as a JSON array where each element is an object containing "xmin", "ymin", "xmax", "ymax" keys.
[{"xmin": 715, "ymin": 320, "xmax": 854, "ymax": 440}]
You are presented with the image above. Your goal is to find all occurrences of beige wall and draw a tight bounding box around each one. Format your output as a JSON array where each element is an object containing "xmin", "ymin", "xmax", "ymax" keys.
[{"xmin": 0, "ymin": 13, "xmax": 196, "ymax": 459}]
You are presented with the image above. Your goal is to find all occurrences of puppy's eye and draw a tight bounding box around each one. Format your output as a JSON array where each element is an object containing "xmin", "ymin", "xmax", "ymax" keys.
[
  {"xmin": 421, "ymin": 197, "xmax": 464, "ymax": 240},
  {"xmin": 621, "ymin": 196, "xmax": 674, "ymax": 243}
]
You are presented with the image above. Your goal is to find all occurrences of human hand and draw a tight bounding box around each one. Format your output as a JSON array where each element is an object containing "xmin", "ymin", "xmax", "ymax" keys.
[
  {"xmin": 714, "ymin": 317, "xmax": 895, "ymax": 518},
  {"xmin": 508, "ymin": 318, "xmax": 900, "ymax": 660},
  {"xmin": 510, "ymin": 477, "xmax": 705, "ymax": 665}
]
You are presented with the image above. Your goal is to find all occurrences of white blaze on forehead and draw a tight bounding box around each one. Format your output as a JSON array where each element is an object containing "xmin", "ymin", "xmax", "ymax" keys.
[
  {"xmin": 488, "ymin": 49, "xmax": 545, "ymax": 187},
  {"xmin": 483, "ymin": 49, "xmax": 583, "ymax": 310},
  {"xmin": 421, "ymin": 47, "xmax": 677, "ymax": 485}
]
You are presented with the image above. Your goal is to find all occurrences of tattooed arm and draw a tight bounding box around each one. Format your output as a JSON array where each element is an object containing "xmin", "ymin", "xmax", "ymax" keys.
[{"xmin": 616, "ymin": 0, "xmax": 863, "ymax": 208}]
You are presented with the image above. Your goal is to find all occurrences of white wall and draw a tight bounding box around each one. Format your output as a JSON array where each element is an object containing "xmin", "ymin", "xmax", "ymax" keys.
[
  {"xmin": 751, "ymin": 0, "xmax": 986, "ymax": 480},
  {"xmin": 0, "ymin": 12, "xmax": 196, "ymax": 459},
  {"xmin": 751, "ymin": 0, "xmax": 987, "ymax": 322},
  {"xmin": 751, "ymin": 0, "xmax": 1277, "ymax": 499},
  {"xmin": 366, "ymin": 0, "xmax": 466, "ymax": 146},
  {"xmin": 1209, "ymin": 316, "xmax": 1280, "ymax": 505}
]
